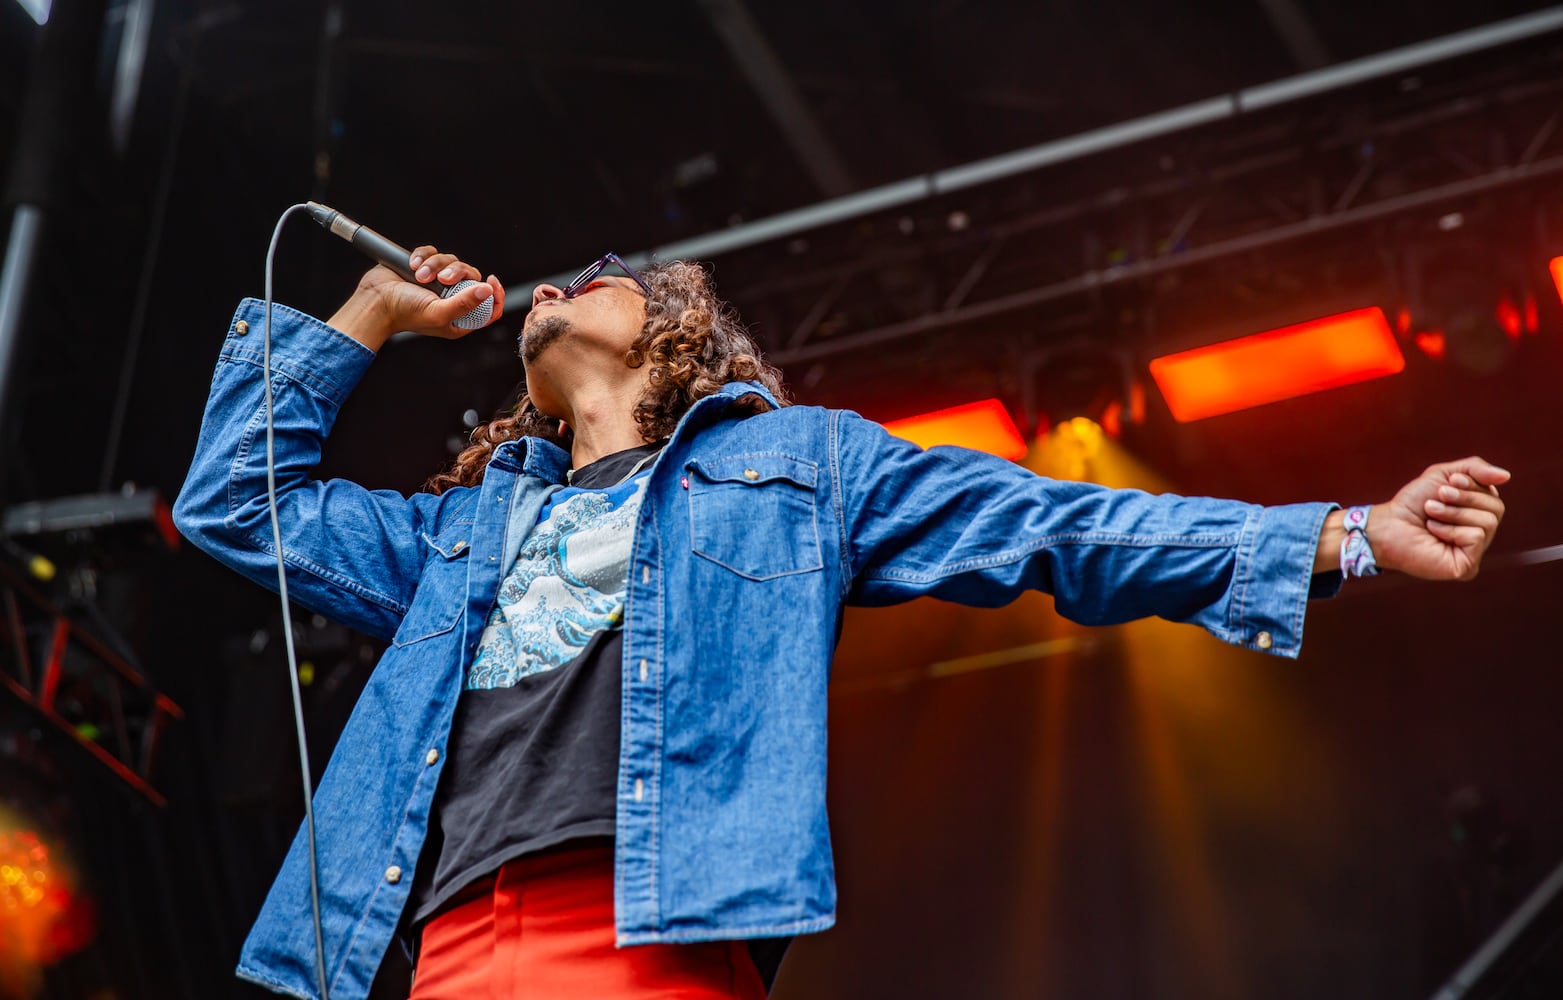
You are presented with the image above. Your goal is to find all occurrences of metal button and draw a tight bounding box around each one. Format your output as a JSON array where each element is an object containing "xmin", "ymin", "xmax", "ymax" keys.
[
  {"xmin": 743, "ymin": 468, "xmax": 759, "ymax": 481},
  {"xmin": 450, "ymin": 540, "xmax": 466, "ymax": 554},
  {"xmin": 1256, "ymin": 631, "xmax": 1273, "ymax": 650},
  {"xmin": 634, "ymin": 779, "xmax": 644, "ymax": 802},
  {"xmin": 384, "ymin": 865, "xmax": 402, "ymax": 884},
  {"xmin": 425, "ymin": 748, "xmax": 439, "ymax": 766},
  {"xmin": 235, "ymin": 320, "xmax": 249, "ymax": 336},
  {"xmin": 639, "ymin": 658, "xmax": 648, "ymax": 682}
]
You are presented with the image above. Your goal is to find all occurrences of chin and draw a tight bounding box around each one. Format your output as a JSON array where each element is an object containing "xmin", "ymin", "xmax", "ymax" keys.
[{"xmin": 521, "ymin": 314, "xmax": 571, "ymax": 365}]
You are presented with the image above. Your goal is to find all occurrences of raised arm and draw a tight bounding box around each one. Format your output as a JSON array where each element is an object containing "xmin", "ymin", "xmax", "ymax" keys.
[{"xmin": 172, "ymin": 248, "xmax": 504, "ymax": 640}]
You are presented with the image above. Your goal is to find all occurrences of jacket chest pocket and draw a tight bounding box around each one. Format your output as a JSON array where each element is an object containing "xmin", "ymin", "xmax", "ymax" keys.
[
  {"xmin": 393, "ymin": 529, "xmax": 472, "ymax": 647},
  {"xmin": 687, "ymin": 455, "xmax": 822, "ymax": 581}
]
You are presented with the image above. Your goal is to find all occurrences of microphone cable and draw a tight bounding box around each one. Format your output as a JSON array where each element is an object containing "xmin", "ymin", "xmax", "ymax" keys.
[
  {"xmin": 255, "ymin": 201, "xmax": 486, "ymax": 998},
  {"xmin": 262, "ymin": 202, "xmax": 331, "ymax": 1000}
]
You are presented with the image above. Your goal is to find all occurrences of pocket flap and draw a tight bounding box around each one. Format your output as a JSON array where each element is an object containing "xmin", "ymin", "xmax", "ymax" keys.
[
  {"xmin": 687, "ymin": 454, "xmax": 818, "ymax": 490},
  {"xmin": 420, "ymin": 531, "xmax": 473, "ymax": 561}
]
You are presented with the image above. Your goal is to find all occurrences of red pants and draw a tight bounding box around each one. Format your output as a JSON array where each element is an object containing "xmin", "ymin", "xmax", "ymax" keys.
[{"xmin": 409, "ymin": 844, "xmax": 768, "ymax": 999}]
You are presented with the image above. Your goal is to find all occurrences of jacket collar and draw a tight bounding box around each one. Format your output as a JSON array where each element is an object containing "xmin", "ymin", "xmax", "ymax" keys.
[
  {"xmin": 490, "ymin": 381, "xmax": 779, "ymax": 483},
  {"xmin": 490, "ymin": 436, "xmax": 568, "ymax": 481}
]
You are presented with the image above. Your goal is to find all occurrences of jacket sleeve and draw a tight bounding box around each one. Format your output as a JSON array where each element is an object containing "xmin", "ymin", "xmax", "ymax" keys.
[
  {"xmin": 173, "ymin": 298, "xmax": 460, "ymax": 641},
  {"xmin": 830, "ymin": 409, "xmax": 1339, "ymax": 658}
]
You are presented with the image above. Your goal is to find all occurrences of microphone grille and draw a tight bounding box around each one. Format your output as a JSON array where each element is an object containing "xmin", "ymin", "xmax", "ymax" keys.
[{"xmin": 441, "ymin": 279, "xmax": 496, "ymax": 331}]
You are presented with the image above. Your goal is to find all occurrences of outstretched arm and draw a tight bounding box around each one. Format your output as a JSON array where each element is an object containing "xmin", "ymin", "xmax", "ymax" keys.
[
  {"xmin": 1313, "ymin": 457, "xmax": 1509, "ymax": 580},
  {"xmin": 836, "ymin": 410, "xmax": 1511, "ymax": 657}
]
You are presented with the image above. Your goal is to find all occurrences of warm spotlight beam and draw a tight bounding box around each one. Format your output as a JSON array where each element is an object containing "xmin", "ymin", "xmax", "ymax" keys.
[
  {"xmin": 883, "ymin": 398, "xmax": 1029, "ymax": 460},
  {"xmin": 1149, "ymin": 307, "xmax": 1405, "ymax": 422},
  {"xmin": 1550, "ymin": 256, "xmax": 1563, "ymax": 306}
]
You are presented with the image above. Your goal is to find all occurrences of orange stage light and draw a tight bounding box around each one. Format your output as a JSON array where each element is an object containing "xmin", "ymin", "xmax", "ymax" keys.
[
  {"xmin": 1551, "ymin": 257, "xmax": 1563, "ymax": 307},
  {"xmin": 1148, "ymin": 307, "xmax": 1405, "ymax": 422},
  {"xmin": 883, "ymin": 398, "xmax": 1028, "ymax": 460}
]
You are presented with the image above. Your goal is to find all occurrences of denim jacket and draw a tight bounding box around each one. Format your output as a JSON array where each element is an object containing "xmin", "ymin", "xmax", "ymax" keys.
[{"xmin": 174, "ymin": 299, "xmax": 1337, "ymax": 999}]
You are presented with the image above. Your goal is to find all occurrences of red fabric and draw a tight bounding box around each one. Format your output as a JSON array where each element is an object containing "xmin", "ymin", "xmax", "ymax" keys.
[{"xmin": 409, "ymin": 844, "xmax": 768, "ymax": 999}]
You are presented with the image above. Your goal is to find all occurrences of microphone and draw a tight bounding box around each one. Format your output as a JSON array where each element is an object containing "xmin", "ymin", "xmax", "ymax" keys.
[{"xmin": 306, "ymin": 202, "xmax": 495, "ymax": 331}]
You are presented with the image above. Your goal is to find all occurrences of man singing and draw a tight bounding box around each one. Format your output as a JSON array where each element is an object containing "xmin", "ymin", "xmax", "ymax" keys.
[{"xmin": 174, "ymin": 247, "xmax": 1508, "ymax": 999}]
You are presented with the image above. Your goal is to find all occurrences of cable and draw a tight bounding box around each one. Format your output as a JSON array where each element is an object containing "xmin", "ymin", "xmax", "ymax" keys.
[{"xmin": 263, "ymin": 203, "xmax": 331, "ymax": 1000}]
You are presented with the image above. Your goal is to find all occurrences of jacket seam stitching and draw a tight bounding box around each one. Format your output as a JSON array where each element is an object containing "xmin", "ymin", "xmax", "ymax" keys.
[
  {"xmin": 689, "ymin": 548, "xmax": 823, "ymax": 581},
  {"xmin": 243, "ymin": 529, "xmax": 411, "ymax": 615},
  {"xmin": 829, "ymin": 411, "xmax": 851, "ymax": 600},
  {"xmin": 330, "ymin": 776, "xmax": 423, "ymax": 996},
  {"xmin": 1232, "ymin": 508, "xmax": 1258, "ymax": 641},
  {"xmin": 221, "ymin": 349, "xmax": 356, "ymax": 404},
  {"xmin": 234, "ymin": 964, "xmax": 314, "ymax": 1000},
  {"xmin": 228, "ymin": 395, "xmax": 267, "ymax": 530},
  {"xmin": 687, "ymin": 452, "xmax": 820, "ymax": 486},
  {"xmin": 863, "ymin": 531, "xmax": 1242, "ymax": 583},
  {"xmin": 650, "ymin": 500, "xmax": 664, "ymax": 926},
  {"xmin": 620, "ymin": 913, "xmax": 836, "ymax": 942},
  {"xmin": 225, "ymin": 366, "xmax": 409, "ymax": 615}
]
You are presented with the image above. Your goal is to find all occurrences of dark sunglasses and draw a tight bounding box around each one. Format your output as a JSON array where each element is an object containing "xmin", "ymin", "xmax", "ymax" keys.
[{"xmin": 561, "ymin": 253, "xmax": 654, "ymax": 298}]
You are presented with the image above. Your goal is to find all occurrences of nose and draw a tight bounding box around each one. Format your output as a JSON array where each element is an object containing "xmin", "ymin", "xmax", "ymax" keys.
[{"xmin": 531, "ymin": 282, "xmax": 563, "ymax": 308}]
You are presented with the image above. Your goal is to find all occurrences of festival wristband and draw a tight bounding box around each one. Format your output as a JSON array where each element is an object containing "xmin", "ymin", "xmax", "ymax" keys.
[{"xmin": 1339, "ymin": 504, "xmax": 1380, "ymax": 578}]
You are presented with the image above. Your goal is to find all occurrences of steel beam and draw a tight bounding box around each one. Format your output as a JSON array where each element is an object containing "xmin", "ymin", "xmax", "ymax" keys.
[
  {"xmin": 503, "ymin": 6, "xmax": 1563, "ymax": 302},
  {"xmin": 770, "ymin": 154, "xmax": 1563, "ymax": 365}
]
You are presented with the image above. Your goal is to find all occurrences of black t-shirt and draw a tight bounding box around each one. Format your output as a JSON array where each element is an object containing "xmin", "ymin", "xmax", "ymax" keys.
[
  {"xmin": 407, "ymin": 442, "xmax": 661, "ymax": 926},
  {"xmin": 406, "ymin": 441, "xmax": 788, "ymax": 988}
]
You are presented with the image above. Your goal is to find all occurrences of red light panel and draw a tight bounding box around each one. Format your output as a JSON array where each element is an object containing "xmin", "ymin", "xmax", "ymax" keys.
[
  {"xmin": 883, "ymin": 398, "xmax": 1028, "ymax": 460},
  {"xmin": 1149, "ymin": 307, "xmax": 1405, "ymax": 422},
  {"xmin": 1413, "ymin": 330, "xmax": 1447, "ymax": 361},
  {"xmin": 1496, "ymin": 295, "xmax": 1522, "ymax": 341}
]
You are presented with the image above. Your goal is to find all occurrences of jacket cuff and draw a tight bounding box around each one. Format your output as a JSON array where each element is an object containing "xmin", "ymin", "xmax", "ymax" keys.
[
  {"xmin": 1227, "ymin": 500, "xmax": 1339, "ymax": 658},
  {"xmin": 218, "ymin": 297, "xmax": 378, "ymax": 407}
]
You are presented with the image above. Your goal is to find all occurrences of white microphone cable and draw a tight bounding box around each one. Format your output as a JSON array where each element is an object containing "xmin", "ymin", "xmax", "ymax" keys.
[{"xmin": 262, "ymin": 202, "xmax": 331, "ymax": 1000}]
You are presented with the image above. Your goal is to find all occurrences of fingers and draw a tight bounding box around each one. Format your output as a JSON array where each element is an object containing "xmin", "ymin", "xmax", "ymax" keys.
[
  {"xmin": 404, "ymin": 245, "xmax": 483, "ymax": 289},
  {"xmin": 1426, "ymin": 517, "xmax": 1486, "ymax": 553},
  {"xmin": 391, "ymin": 244, "xmax": 503, "ymax": 334},
  {"xmin": 1433, "ymin": 483, "xmax": 1504, "ymax": 516},
  {"xmin": 487, "ymin": 274, "xmax": 506, "ymax": 321},
  {"xmin": 426, "ymin": 279, "xmax": 496, "ymax": 329},
  {"xmin": 1442, "ymin": 457, "xmax": 1511, "ymax": 492},
  {"xmin": 1424, "ymin": 497, "xmax": 1500, "ymax": 530},
  {"xmin": 414, "ymin": 253, "xmax": 481, "ymax": 287}
]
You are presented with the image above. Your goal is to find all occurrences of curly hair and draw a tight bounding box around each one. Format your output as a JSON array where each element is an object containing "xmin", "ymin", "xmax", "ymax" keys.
[{"xmin": 423, "ymin": 260, "xmax": 789, "ymax": 494}]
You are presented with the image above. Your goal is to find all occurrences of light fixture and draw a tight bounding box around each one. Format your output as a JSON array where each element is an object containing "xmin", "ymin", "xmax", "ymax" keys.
[
  {"xmin": 882, "ymin": 398, "xmax": 1028, "ymax": 461},
  {"xmin": 1149, "ymin": 307, "xmax": 1405, "ymax": 422}
]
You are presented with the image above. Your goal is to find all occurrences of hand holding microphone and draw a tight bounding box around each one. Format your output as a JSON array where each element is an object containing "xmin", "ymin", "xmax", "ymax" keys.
[{"xmin": 308, "ymin": 202, "xmax": 506, "ymax": 351}]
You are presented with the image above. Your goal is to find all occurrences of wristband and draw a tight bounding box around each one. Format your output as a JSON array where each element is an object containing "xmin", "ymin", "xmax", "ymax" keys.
[{"xmin": 1339, "ymin": 505, "xmax": 1380, "ymax": 578}]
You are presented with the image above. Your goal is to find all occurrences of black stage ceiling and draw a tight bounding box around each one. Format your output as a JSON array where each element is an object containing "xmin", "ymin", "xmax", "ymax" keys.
[{"xmin": 2, "ymin": 3, "xmax": 1562, "ymax": 998}]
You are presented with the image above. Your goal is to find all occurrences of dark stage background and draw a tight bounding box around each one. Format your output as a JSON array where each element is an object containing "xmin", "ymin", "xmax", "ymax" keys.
[{"xmin": 2, "ymin": 1, "xmax": 1562, "ymax": 997}]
